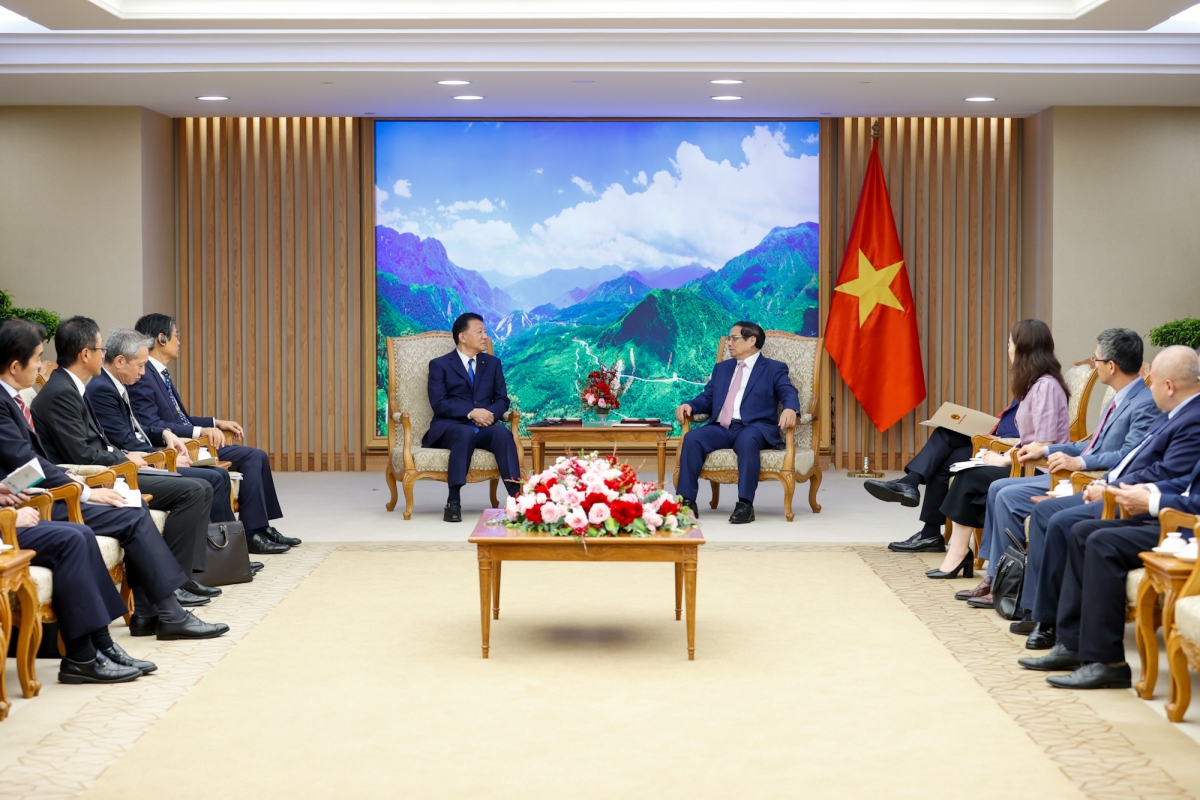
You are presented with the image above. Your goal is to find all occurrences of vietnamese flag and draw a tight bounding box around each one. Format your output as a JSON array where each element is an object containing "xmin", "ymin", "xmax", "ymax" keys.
[{"xmin": 824, "ymin": 139, "xmax": 926, "ymax": 432}]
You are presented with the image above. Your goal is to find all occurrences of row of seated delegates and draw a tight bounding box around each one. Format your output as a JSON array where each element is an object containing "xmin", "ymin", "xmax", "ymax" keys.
[
  {"xmin": 861, "ymin": 318, "xmax": 1069, "ymax": 557},
  {"xmin": 1018, "ymin": 345, "xmax": 1200, "ymax": 689},
  {"xmin": 30, "ymin": 317, "xmax": 229, "ymax": 610},
  {"xmin": 128, "ymin": 313, "xmax": 299, "ymax": 553},
  {"xmin": 0, "ymin": 319, "xmax": 224, "ymax": 686}
]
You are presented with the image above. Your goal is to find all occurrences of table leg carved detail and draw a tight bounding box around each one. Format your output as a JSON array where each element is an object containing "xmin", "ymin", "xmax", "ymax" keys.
[
  {"xmin": 1135, "ymin": 577, "xmax": 1160, "ymax": 699},
  {"xmin": 15, "ymin": 572, "xmax": 41, "ymax": 699},
  {"xmin": 492, "ymin": 561, "xmax": 502, "ymax": 620},
  {"xmin": 656, "ymin": 434, "xmax": 667, "ymax": 489},
  {"xmin": 0, "ymin": 584, "xmax": 11, "ymax": 720},
  {"xmin": 477, "ymin": 547, "xmax": 493, "ymax": 659}
]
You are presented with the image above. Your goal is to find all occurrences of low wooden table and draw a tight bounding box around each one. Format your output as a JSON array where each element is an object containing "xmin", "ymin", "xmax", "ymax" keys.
[
  {"xmin": 467, "ymin": 508, "xmax": 706, "ymax": 660},
  {"xmin": 1134, "ymin": 551, "xmax": 1194, "ymax": 700},
  {"xmin": 527, "ymin": 423, "xmax": 673, "ymax": 487},
  {"xmin": 0, "ymin": 549, "xmax": 37, "ymax": 721}
]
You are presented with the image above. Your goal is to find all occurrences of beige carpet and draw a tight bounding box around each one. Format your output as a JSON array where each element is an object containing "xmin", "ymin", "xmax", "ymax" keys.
[{"xmin": 82, "ymin": 550, "xmax": 1081, "ymax": 799}]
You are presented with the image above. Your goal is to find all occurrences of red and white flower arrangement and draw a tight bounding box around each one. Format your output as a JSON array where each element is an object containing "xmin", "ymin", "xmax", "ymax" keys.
[
  {"xmin": 580, "ymin": 362, "xmax": 632, "ymax": 412},
  {"xmin": 503, "ymin": 453, "xmax": 694, "ymax": 537}
]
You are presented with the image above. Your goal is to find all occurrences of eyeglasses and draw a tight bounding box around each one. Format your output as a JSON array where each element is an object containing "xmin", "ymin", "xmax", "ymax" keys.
[
  {"xmin": 728, "ymin": 335, "xmax": 747, "ymax": 342},
  {"xmin": 86, "ymin": 346, "xmax": 107, "ymax": 353}
]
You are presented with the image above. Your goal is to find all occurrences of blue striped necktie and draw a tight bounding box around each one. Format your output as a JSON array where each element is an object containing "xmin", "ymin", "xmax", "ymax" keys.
[
  {"xmin": 161, "ymin": 367, "xmax": 191, "ymax": 425},
  {"xmin": 468, "ymin": 358, "xmax": 476, "ymax": 387}
]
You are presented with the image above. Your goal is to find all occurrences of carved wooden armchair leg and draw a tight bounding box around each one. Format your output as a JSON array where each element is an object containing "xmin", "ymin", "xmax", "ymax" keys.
[
  {"xmin": 709, "ymin": 482, "xmax": 720, "ymax": 510},
  {"xmin": 489, "ymin": 479, "xmax": 500, "ymax": 509},
  {"xmin": 780, "ymin": 473, "xmax": 796, "ymax": 522},
  {"xmin": 118, "ymin": 564, "xmax": 133, "ymax": 624},
  {"xmin": 1167, "ymin": 632, "xmax": 1194, "ymax": 722},
  {"xmin": 972, "ymin": 528, "xmax": 985, "ymax": 571},
  {"xmin": 385, "ymin": 463, "xmax": 399, "ymax": 512},
  {"xmin": 807, "ymin": 469, "xmax": 823, "ymax": 514},
  {"xmin": 15, "ymin": 575, "xmax": 42, "ymax": 698},
  {"xmin": 401, "ymin": 471, "xmax": 417, "ymax": 521}
]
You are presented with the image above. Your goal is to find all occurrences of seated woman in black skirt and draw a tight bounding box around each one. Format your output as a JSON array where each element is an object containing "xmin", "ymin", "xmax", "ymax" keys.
[{"xmin": 927, "ymin": 319, "xmax": 1070, "ymax": 580}]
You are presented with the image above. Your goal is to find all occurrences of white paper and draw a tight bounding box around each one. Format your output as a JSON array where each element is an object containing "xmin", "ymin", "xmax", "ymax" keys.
[{"xmin": 949, "ymin": 459, "xmax": 990, "ymax": 473}]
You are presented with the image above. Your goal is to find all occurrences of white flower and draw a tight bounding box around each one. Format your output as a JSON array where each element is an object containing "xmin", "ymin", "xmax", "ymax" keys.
[
  {"xmin": 664, "ymin": 514, "xmax": 678, "ymax": 529},
  {"xmin": 517, "ymin": 494, "xmax": 536, "ymax": 512},
  {"xmin": 588, "ymin": 503, "xmax": 611, "ymax": 525},
  {"xmin": 549, "ymin": 484, "xmax": 567, "ymax": 503},
  {"xmin": 535, "ymin": 492, "xmax": 547, "ymax": 504},
  {"xmin": 620, "ymin": 493, "xmax": 638, "ymax": 504},
  {"xmin": 541, "ymin": 502, "xmax": 563, "ymax": 524},
  {"xmin": 505, "ymin": 497, "xmax": 519, "ymax": 521}
]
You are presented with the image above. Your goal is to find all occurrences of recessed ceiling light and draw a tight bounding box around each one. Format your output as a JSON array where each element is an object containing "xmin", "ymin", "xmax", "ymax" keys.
[
  {"xmin": 321, "ymin": 81, "xmax": 334, "ymax": 85},
  {"xmin": 438, "ymin": 80, "xmax": 472, "ymax": 86},
  {"xmin": 820, "ymin": 112, "xmax": 832, "ymax": 115},
  {"xmin": 363, "ymin": 112, "xmax": 376, "ymax": 116},
  {"xmin": 453, "ymin": 95, "xmax": 485, "ymax": 101},
  {"xmin": 710, "ymin": 95, "xmax": 742, "ymax": 101},
  {"xmin": 572, "ymin": 80, "xmax": 595, "ymax": 85},
  {"xmin": 966, "ymin": 96, "xmax": 996, "ymax": 102},
  {"xmin": 858, "ymin": 81, "xmax": 872, "ymax": 85},
  {"xmin": 710, "ymin": 79, "xmax": 743, "ymax": 85},
  {"xmin": 196, "ymin": 95, "xmax": 228, "ymax": 101}
]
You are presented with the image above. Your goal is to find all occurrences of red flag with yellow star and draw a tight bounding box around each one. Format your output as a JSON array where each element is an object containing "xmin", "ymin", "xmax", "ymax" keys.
[{"xmin": 824, "ymin": 139, "xmax": 926, "ymax": 431}]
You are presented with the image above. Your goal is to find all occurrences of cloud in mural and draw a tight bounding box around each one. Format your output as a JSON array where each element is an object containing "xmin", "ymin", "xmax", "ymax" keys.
[
  {"xmin": 434, "ymin": 218, "xmax": 521, "ymax": 271},
  {"xmin": 570, "ymin": 176, "xmax": 596, "ymax": 196},
  {"xmin": 392, "ymin": 178, "xmax": 412, "ymax": 198},
  {"xmin": 438, "ymin": 197, "xmax": 497, "ymax": 216}
]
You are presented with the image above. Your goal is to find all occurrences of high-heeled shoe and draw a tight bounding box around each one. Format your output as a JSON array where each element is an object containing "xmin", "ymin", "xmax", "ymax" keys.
[{"xmin": 925, "ymin": 549, "xmax": 974, "ymax": 580}]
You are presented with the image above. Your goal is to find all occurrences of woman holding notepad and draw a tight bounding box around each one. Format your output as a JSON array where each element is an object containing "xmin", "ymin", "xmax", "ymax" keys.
[{"xmin": 926, "ymin": 319, "xmax": 1070, "ymax": 579}]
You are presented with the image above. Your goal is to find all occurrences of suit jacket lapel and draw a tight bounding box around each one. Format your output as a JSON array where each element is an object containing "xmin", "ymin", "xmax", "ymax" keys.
[{"xmin": 741, "ymin": 355, "xmax": 768, "ymax": 401}]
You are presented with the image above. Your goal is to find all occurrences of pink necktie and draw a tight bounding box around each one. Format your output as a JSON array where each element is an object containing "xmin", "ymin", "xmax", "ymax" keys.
[
  {"xmin": 719, "ymin": 361, "xmax": 746, "ymax": 428},
  {"xmin": 1081, "ymin": 401, "xmax": 1115, "ymax": 456},
  {"xmin": 14, "ymin": 394, "xmax": 34, "ymax": 432}
]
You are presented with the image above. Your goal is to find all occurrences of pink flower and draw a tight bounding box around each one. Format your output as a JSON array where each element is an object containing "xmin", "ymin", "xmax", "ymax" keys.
[
  {"xmin": 620, "ymin": 493, "xmax": 638, "ymax": 504},
  {"xmin": 541, "ymin": 502, "xmax": 563, "ymax": 524},
  {"xmin": 505, "ymin": 497, "xmax": 519, "ymax": 521},
  {"xmin": 588, "ymin": 503, "xmax": 611, "ymax": 525},
  {"xmin": 664, "ymin": 514, "xmax": 678, "ymax": 529},
  {"xmin": 642, "ymin": 506, "xmax": 663, "ymax": 529},
  {"xmin": 564, "ymin": 508, "xmax": 588, "ymax": 530},
  {"xmin": 549, "ymin": 484, "xmax": 567, "ymax": 503},
  {"xmin": 517, "ymin": 494, "xmax": 536, "ymax": 512},
  {"xmin": 564, "ymin": 489, "xmax": 584, "ymax": 506},
  {"xmin": 598, "ymin": 398, "xmax": 607, "ymax": 408}
]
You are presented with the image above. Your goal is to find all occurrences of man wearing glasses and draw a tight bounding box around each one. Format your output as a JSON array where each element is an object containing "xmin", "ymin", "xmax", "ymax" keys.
[{"xmin": 674, "ymin": 321, "xmax": 799, "ymax": 524}]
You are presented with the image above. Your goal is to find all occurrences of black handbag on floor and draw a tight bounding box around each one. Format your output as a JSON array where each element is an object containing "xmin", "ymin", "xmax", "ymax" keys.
[
  {"xmin": 992, "ymin": 527, "xmax": 1027, "ymax": 620},
  {"xmin": 201, "ymin": 521, "xmax": 253, "ymax": 586}
]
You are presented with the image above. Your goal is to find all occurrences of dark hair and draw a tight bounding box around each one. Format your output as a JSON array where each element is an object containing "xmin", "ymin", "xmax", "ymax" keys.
[
  {"xmin": 134, "ymin": 313, "xmax": 178, "ymax": 344},
  {"xmin": 1096, "ymin": 327, "xmax": 1144, "ymax": 375},
  {"xmin": 0, "ymin": 318, "xmax": 46, "ymax": 374},
  {"xmin": 54, "ymin": 316, "xmax": 101, "ymax": 368},
  {"xmin": 734, "ymin": 321, "xmax": 765, "ymax": 350},
  {"xmin": 451, "ymin": 312, "xmax": 484, "ymax": 346},
  {"xmin": 1009, "ymin": 319, "xmax": 1068, "ymax": 399}
]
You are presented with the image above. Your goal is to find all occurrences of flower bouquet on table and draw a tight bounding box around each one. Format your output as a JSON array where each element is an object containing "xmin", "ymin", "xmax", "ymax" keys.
[
  {"xmin": 503, "ymin": 453, "xmax": 694, "ymax": 538},
  {"xmin": 580, "ymin": 362, "xmax": 632, "ymax": 419}
]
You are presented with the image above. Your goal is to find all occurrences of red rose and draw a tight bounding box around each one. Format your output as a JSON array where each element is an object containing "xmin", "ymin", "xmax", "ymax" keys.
[
  {"xmin": 524, "ymin": 504, "xmax": 543, "ymax": 524},
  {"xmin": 658, "ymin": 498, "xmax": 680, "ymax": 516},
  {"xmin": 581, "ymin": 492, "xmax": 609, "ymax": 511},
  {"xmin": 597, "ymin": 382, "xmax": 609, "ymax": 393},
  {"xmin": 610, "ymin": 499, "xmax": 640, "ymax": 526}
]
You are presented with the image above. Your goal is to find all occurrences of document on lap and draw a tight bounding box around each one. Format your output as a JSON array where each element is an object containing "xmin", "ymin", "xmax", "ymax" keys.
[
  {"xmin": 2, "ymin": 458, "xmax": 45, "ymax": 494},
  {"xmin": 919, "ymin": 402, "xmax": 1000, "ymax": 439}
]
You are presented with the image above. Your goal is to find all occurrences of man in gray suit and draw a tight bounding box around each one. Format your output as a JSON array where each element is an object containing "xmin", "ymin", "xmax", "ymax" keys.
[{"xmin": 959, "ymin": 330, "xmax": 1159, "ymax": 609}]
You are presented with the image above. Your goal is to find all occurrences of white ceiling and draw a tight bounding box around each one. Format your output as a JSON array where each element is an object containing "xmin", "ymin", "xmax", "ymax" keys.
[{"xmin": 0, "ymin": 0, "xmax": 1199, "ymax": 117}]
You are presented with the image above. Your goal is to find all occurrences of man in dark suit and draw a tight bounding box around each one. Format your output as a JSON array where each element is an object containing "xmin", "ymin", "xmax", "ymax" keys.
[
  {"xmin": 674, "ymin": 321, "xmax": 800, "ymax": 524},
  {"xmin": 0, "ymin": 319, "xmax": 228, "ymax": 643},
  {"xmin": 31, "ymin": 317, "xmax": 221, "ymax": 603},
  {"xmin": 128, "ymin": 314, "xmax": 295, "ymax": 554},
  {"xmin": 1019, "ymin": 345, "xmax": 1200, "ymax": 684},
  {"xmin": 424, "ymin": 312, "xmax": 521, "ymax": 522}
]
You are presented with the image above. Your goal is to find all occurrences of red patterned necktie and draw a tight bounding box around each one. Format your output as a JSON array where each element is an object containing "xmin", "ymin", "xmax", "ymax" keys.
[{"xmin": 14, "ymin": 393, "xmax": 34, "ymax": 433}]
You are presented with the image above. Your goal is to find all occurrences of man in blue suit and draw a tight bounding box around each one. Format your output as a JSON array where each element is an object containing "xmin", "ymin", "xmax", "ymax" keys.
[
  {"xmin": 425, "ymin": 313, "xmax": 521, "ymax": 522},
  {"xmin": 675, "ymin": 321, "xmax": 800, "ymax": 524},
  {"xmin": 1018, "ymin": 345, "xmax": 1200, "ymax": 666}
]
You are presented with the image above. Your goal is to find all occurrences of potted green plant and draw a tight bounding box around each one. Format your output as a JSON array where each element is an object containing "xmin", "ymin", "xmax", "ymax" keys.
[
  {"xmin": 1149, "ymin": 318, "xmax": 1200, "ymax": 350},
  {"xmin": 0, "ymin": 289, "xmax": 61, "ymax": 338}
]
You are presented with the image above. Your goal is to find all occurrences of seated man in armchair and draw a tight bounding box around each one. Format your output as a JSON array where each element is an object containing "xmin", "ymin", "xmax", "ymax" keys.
[
  {"xmin": 674, "ymin": 321, "xmax": 799, "ymax": 524},
  {"xmin": 424, "ymin": 313, "xmax": 521, "ymax": 523}
]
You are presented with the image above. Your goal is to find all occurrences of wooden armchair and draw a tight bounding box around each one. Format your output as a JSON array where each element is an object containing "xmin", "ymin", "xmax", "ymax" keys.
[
  {"xmin": 1162, "ymin": 514, "xmax": 1200, "ymax": 721},
  {"xmin": 1063, "ymin": 358, "xmax": 1100, "ymax": 442},
  {"xmin": 672, "ymin": 332, "xmax": 823, "ymax": 521},
  {"xmin": 384, "ymin": 332, "xmax": 523, "ymax": 519},
  {"xmin": 180, "ymin": 435, "xmax": 240, "ymax": 514},
  {"xmin": 947, "ymin": 435, "xmax": 1024, "ymax": 568}
]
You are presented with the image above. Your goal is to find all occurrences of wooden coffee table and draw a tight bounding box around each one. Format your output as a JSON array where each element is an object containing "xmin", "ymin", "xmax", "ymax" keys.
[
  {"xmin": 527, "ymin": 422, "xmax": 673, "ymax": 487},
  {"xmin": 1135, "ymin": 551, "xmax": 1196, "ymax": 700},
  {"xmin": 467, "ymin": 508, "xmax": 706, "ymax": 660}
]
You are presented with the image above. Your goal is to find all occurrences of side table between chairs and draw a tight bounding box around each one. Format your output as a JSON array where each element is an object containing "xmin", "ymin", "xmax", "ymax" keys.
[{"xmin": 0, "ymin": 548, "xmax": 40, "ymax": 720}]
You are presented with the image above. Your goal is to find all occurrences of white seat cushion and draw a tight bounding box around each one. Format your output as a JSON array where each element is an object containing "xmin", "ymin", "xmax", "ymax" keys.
[
  {"xmin": 1126, "ymin": 568, "xmax": 1145, "ymax": 606},
  {"xmin": 29, "ymin": 565, "xmax": 52, "ymax": 605},
  {"xmin": 149, "ymin": 509, "xmax": 168, "ymax": 533},
  {"xmin": 1176, "ymin": 596, "xmax": 1200, "ymax": 646},
  {"xmin": 95, "ymin": 535, "xmax": 124, "ymax": 571},
  {"xmin": 394, "ymin": 446, "xmax": 500, "ymax": 475},
  {"xmin": 701, "ymin": 446, "xmax": 816, "ymax": 477}
]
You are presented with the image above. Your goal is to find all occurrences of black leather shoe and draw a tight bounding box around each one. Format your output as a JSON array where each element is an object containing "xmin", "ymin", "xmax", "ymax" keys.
[
  {"xmin": 157, "ymin": 612, "xmax": 230, "ymax": 641},
  {"xmin": 925, "ymin": 550, "xmax": 974, "ymax": 580},
  {"xmin": 1025, "ymin": 623, "xmax": 1057, "ymax": 650},
  {"xmin": 728, "ymin": 500, "xmax": 755, "ymax": 524},
  {"xmin": 889, "ymin": 531, "xmax": 946, "ymax": 553},
  {"xmin": 100, "ymin": 642, "xmax": 157, "ymax": 674},
  {"xmin": 183, "ymin": 579, "xmax": 222, "ymax": 598},
  {"xmin": 444, "ymin": 502, "xmax": 463, "ymax": 523},
  {"xmin": 1010, "ymin": 615, "xmax": 1037, "ymax": 635},
  {"xmin": 58, "ymin": 653, "xmax": 142, "ymax": 684},
  {"xmin": 247, "ymin": 530, "xmax": 290, "ymax": 554},
  {"xmin": 864, "ymin": 479, "xmax": 920, "ymax": 508},
  {"xmin": 250, "ymin": 561, "xmax": 264, "ymax": 575},
  {"xmin": 266, "ymin": 526, "xmax": 302, "ymax": 546},
  {"xmin": 681, "ymin": 498, "xmax": 700, "ymax": 521},
  {"xmin": 1018, "ymin": 642, "xmax": 1080, "ymax": 671},
  {"xmin": 174, "ymin": 587, "xmax": 211, "ymax": 607},
  {"xmin": 129, "ymin": 615, "xmax": 158, "ymax": 637},
  {"xmin": 1047, "ymin": 662, "xmax": 1132, "ymax": 690}
]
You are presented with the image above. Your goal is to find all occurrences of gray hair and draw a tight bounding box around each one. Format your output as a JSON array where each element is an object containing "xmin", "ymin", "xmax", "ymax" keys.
[
  {"xmin": 104, "ymin": 328, "xmax": 153, "ymax": 365},
  {"xmin": 1095, "ymin": 328, "xmax": 1143, "ymax": 375}
]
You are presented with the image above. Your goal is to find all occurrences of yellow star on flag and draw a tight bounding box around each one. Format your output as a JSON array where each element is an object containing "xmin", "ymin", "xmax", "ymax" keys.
[{"xmin": 834, "ymin": 250, "xmax": 906, "ymax": 327}]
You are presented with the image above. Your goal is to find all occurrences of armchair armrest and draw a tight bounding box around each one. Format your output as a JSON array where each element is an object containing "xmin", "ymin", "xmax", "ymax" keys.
[
  {"xmin": 781, "ymin": 424, "xmax": 796, "ymax": 471},
  {"xmin": 39, "ymin": 483, "xmax": 83, "ymax": 523},
  {"xmin": 84, "ymin": 469, "xmax": 117, "ymax": 490},
  {"xmin": 1101, "ymin": 487, "xmax": 1122, "ymax": 520},
  {"xmin": 142, "ymin": 450, "xmax": 168, "ymax": 470},
  {"xmin": 399, "ymin": 412, "xmax": 416, "ymax": 471},
  {"xmin": 508, "ymin": 410, "xmax": 524, "ymax": 480},
  {"xmin": 1070, "ymin": 470, "xmax": 1107, "ymax": 494},
  {"xmin": 0, "ymin": 507, "xmax": 17, "ymax": 548},
  {"xmin": 16, "ymin": 492, "xmax": 53, "ymax": 522}
]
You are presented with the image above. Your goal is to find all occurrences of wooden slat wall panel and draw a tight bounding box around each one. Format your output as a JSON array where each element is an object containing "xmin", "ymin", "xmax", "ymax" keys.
[
  {"xmin": 831, "ymin": 117, "xmax": 1021, "ymax": 470},
  {"xmin": 177, "ymin": 117, "xmax": 363, "ymax": 471}
]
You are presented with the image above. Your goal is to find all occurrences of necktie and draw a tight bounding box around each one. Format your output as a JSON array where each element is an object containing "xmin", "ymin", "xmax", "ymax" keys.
[
  {"xmin": 14, "ymin": 393, "xmax": 34, "ymax": 433},
  {"xmin": 122, "ymin": 391, "xmax": 150, "ymax": 444},
  {"xmin": 1080, "ymin": 400, "xmax": 1116, "ymax": 457},
  {"xmin": 719, "ymin": 361, "xmax": 746, "ymax": 428},
  {"xmin": 468, "ymin": 358, "xmax": 476, "ymax": 388},
  {"xmin": 160, "ymin": 367, "xmax": 191, "ymax": 425}
]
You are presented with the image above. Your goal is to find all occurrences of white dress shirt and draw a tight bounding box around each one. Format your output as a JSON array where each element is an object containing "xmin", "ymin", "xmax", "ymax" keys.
[
  {"xmin": 148, "ymin": 356, "xmax": 202, "ymax": 438},
  {"xmin": 456, "ymin": 348, "xmax": 478, "ymax": 379},
  {"xmin": 1, "ymin": 378, "xmax": 92, "ymax": 502},
  {"xmin": 729, "ymin": 351, "xmax": 761, "ymax": 421}
]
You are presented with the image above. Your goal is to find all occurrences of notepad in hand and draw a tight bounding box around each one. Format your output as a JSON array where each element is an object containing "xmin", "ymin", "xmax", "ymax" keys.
[
  {"xmin": 191, "ymin": 447, "xmax": 218, "ymax": 467},
  {"xmin": 3, "ymin": 458, "xmax": 45, "ymax": 494},
  {"xmin": 919, "ymin": 402, "xmax": 999, "ymax": 439}
]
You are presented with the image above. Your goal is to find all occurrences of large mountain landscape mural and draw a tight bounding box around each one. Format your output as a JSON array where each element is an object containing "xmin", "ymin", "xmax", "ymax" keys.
[{"xmin": 374, "ymin": 120, "xmax": 821, "ymax": 435}]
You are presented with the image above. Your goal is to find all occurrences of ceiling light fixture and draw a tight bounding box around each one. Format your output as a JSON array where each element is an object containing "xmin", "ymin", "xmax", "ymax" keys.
[
  {"xmin": 572, "ymin": 80, "xmax": 595, "ymax": 85},
  {"xmin": 710, "ymin": 95, "xmax": 742, "ymax": 101},
  {"xmin": 710, "ymin": 79, "xmax": 743, "ymax": 85},
  {"xmin": 453, "ymin": 95, "xmax": 485, "ymax": 100},
  {"xmin": 438, "ymin": 80, "xmax": 472, "ymax": 86},
  {"xmin": 196, "ymin": 95, "xmax": 228, "ymax": 101},
  {"xmin": 966, "ymin": 96, "xmax": 996, "ymax": 102}
]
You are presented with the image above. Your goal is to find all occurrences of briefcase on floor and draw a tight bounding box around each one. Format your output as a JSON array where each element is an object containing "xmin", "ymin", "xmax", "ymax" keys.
[{"xmin": 202, "ymin": 521, "xmax": 253, "ymax": 586}]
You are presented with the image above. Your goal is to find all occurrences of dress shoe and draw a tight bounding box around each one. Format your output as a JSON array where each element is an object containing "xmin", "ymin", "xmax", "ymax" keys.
[
  {"xmin": 955, "ymin": 577, "xmax": 992, "ymax": 601},
  {"xmin": 100, "ymin": 642, "xmax": 157, "ymax": 675},
  {"xmin": 864, "ymin": 479, "xmax": 920, "ymax": 508},
  {"xmin": 266, "ymin": 526, "xmax": 302, "ymax": 546},
  {"xmin": 1010, "ymin": 615, "xmax": 1037, "ymax": 635},
  {"xmin": 966, "ymin": 593, "xmax": 995, "ymax": 609},
  {"xmin": 444, "ymin": 502, "xmax": 463, "ymax": 523},
  {"xmin": 247, "ymin": 530, "xmax": 290, "ymax": 554},
  {"xmin": 681, "ymin": 498, "xmax": 700, "ymax": 521},
  {"xmin": 250, "ymin": 561, "xmax": 264, "ymax": 575},
  {"xmin": 156, "ymin": 612, "xmax": 230, "ymax": 641},
  {"xmin": 1018, "ymin": 642, "xmax": 1080, "ymax": 672},
  {"xmin": 58, "ymin": 653, "xmax": 142, "ymax": 684},
  {"xmin": 1025, "ymin": 623, "xmax": 1057, "ymax": 650},
  {"xmin": 1046, "ymin": 662, "xmax": 1132, "ymax": 690},
  {"xmin": 174, "ymin": 587, "xmax": 211, "ymax": 607},
  {"xmin": 129, "ymin": 615, "xmax": 158, "ymax": 637},
  {"xmin": 728, "ymin": 500, "xmax": 755, "ymax": 524},
  {"xmin": 183, "ymin": 579, "xmax": 222, "ymax": 598},
  {"xmin": 925, "ymin": 549, "xmax": 974, "ymax": 580},
  {"xmin": 889, "ymin": 531, "xmax": 946, "ymax": 553}
]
